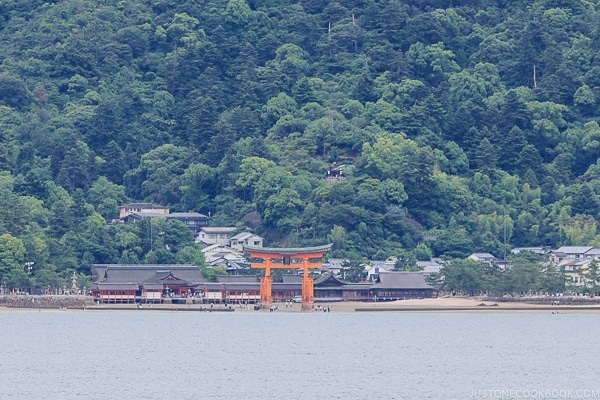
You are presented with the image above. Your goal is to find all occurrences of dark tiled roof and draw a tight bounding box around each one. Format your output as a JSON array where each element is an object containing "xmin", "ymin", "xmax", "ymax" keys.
[
  {"xmin": 143, "ymin": 272, "xmax": 192, "ymax": 286},
  {"xmin": 315, "ymin": 284, "xmax": 370, "ymax": 291},
  {"xmin": 281, "ymin": 274, "xmax": 303, "ymax": 283},
  {"xmin": 224, "ymin": 283, "xmax": 260, "ymax": 291},
  {"xmin": 93, "ymin": 283, "xmax": 139, "ymax": 290},
  {"xmin": 167, "ymin": 212, "xmax": 209, "ymax": 219},
  {"xmin": 216, "ymin": 275, "xmax": 259, "ymax": 283},
  {"xmin": 91, "ymin": 265, "xmax": 205, "ymax": 284},
  {"xmin": 203, "ymin": 283, "xmax": 225, "ymax": 290},
  {"xmin": 120, "ymin": 203, "xmax": 165, "ymax": 209},
  {"xmin": 201, "ymin": 227, "xmax": 237, "ymax": 233},
  {"xmin": 272, "ymin": 283, "xmax": 301, "ymax": 290},
  {"xmin": 141, "ymin": 283, "xmax": 163, "ymax": 290},
  {"xmin": 373, "ymin": 272, "xmax": 433, "ymax": 290},
  {"xmin": 313, "ymin": 272, "xmax": 347, "ymax": 286}
]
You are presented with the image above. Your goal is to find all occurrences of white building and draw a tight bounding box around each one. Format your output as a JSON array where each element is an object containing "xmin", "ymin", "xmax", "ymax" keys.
[
  {"xmin": 229, "ymin": 232, "xmax": 263, "ymax": 252},
  {"xmin": 550, "ymin": 246, "xmax": 597, "ymax": 265},
  {"xmin": 196, "ymin": 227, "xmax": 238, "ymax": 246}
]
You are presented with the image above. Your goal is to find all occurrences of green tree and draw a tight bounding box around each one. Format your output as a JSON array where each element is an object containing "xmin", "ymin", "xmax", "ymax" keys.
[
  {"xmin": 0, "ymin": 233, "xmax": 27, "ymax": 288},
  {"xmin": 339, "ymin": 259, "xmax": 366, "ymax": 283},
  {"xmin": 440, "ymin": 258, "xmax": 487, "ymax": 295},
  {"xmin": 414, "ymin": 243, "xmax": 433, "ymax": 261},
  {"xmin": 180, "ymin": 163, "xmax": 218, "ymax": 213},
  {"xmin": 87, "ymin": 177, "xmax": 126, "ymax": 221},
  {"xmin": 263, "ymin": 187, "xmax": 304, "ymax": 232},
  {"xmin": 100, "ymin": 141, "xmax": 127, "ymax": 185},
  {"xmin": 124, "ymin": 144, "xmax": 200, "ymax": 204},
  {"xmin": 175, "ymin": 246, "xmax": 206, "ymax": 266},
  {"xmin": 393, "ymin": 250, "xmax": 417, "ymax": 271},
  {"xmin": 582, "ymin": 259, "xmax": 600, "ymax": 294},
  {"xmin": 327, "ymin": 225, "xmax": 346, "ymax": 254},
  {"xmin": 258, "ymin": 43, "xmax": 310, "ymax": 97}
]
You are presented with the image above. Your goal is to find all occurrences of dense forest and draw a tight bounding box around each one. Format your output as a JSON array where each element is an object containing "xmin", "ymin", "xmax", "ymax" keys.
[{"xmin": 1, "ymin": 0, "xmax": 600, "ymax": 291}]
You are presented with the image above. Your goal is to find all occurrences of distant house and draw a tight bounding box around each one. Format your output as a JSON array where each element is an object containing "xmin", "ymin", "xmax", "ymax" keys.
[
  {"xmin": 320, "ymin": 258, "xmax": 347, "ymax": 275},
  {"xmin": 561, "ymin": 259, "xmax": 591, "ymax": 287},
  {"xmin": 511, "ymin": 247, "xmax": 548, "ymax": 256},
  {"xmin": 468, "ymin": 253, "xmax": 497, "ymax": 263},
  {"xmin": 325, "ymin": 164, "xmax": 348, "ymax": 183},
  {"xmin": 202, "ymin": 244, "xmax": 242, "ymax": 260},
  {"xmin": 196, "ymin": 227, "xmax": 238, "ymax": 246},
  {"xmin": 229, "ymin": 232, "xmax": 264, "ymax": 252},
  {"xmin": 550, "ymin": 246, "xmax": 597, "ymax": 265},
  {"xmin": 365, "ymin": 262, "xmax": 393, "ymax": 281},
  {"xmin": 119, "ymin": 203, "xmax": 168, "ymax": 219},
  {"xmin": 547, "ymin": 247, "xmax": 600, "ymax": 290},
  {"xmin": 417, "ymin": 259, "xmax": 443, "ymax": 277},
  {"xmin": 118, "ymin": 203, "xmax": 209, "ymax": 235},
  {"xmin": 121, "ymin": 210, "xmax": 209, "ymax": 235},
  {"xmin": 201, "ymin": 244, "xmax": 249, "ymax": 273},
  {"xmin": 166, "ymin": 212, "xmax": 210, "ymax": 235}
]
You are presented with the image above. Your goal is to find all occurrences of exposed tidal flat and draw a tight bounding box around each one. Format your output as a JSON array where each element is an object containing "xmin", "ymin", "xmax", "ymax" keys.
[
  {"xmin": 1, "ymin": 303, "xmax": 599, "ymax": 399},
  {"xmin": 4, "ymin": 294, "xmax": 600, "ymax": 313}
]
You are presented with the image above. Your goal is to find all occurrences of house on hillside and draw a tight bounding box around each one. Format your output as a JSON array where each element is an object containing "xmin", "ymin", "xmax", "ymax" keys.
[
  {"xmin": 166, "ymin": 212, "xmax": 210, "ymax": 235},
  {"xmin": 365, "ymin": 262, "xmax": 393, "ymax": 281},
  {"xmin": 121, "ymin": 211, "xmax": 209, "ymax": 235},
  {"xmin": 511, "ymin": 247, "xmax": 548, "ymax": 256},
  {"xmin": 550, "ymin": 246, "xmax": 599, "ymax": 265},
  {"xmin": 468, "ymin": 253, "xmax": 497, "ymax": 264},
  {"xmin": 196, "ymin": 227, "xmax": 238, "ymax": 246},
  {"xmin": 201, "ymin": 244, "xmax": 249, "ymax": 273},
  {"xmin": 417, "ymin": 259, "xmax": 444, "ymax": 277},
  {"xmin": 229, "ymin": 231, "xmax": 264, "ymax": 252},
  {"xmin": 325, "ymin": 164, "xmax": 348, "ymax": 183},
  {"xmin": 119, "ymin": 203, "xmax": 168, "ymax": 219},
  {"xmin": 118, "ymin": 203, "xmax": 209, "ymax": 235},
  {"xmin": 559, "ymin": 258, "xmax": 600, "ymax": 290},
  {"xmin": 320, "ymin": 258, "xmax": 347, "ymax": 276}
]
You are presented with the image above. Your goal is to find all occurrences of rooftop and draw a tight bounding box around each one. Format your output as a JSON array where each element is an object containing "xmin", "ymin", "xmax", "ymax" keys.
[
  {"xmin": 243, "ymin": 244, "xmax": 333, "ymax": 255},
  {"xmin": 201, "ymin": 227, "xmax": 238, "ymax": 234},
  {"xmin": 373, "ymin": 272, "xmax": 434, "ymax": 290},
  {"xmin": 120, "ymin": 203, "xmax": 166, "ymax": 209}
]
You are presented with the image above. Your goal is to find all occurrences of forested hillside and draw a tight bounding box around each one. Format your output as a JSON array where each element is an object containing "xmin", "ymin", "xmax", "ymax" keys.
[{"xmin": 1, "ymin": 0, "xmax": 600, "ymax": 290}]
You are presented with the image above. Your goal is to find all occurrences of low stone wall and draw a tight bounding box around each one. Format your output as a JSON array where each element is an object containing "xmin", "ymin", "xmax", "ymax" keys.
[
  {"xmin": 482, "ymin": 296, "xmax": 600, "ymax": 305},
  {"xmin": 0, "ymin": 295, "xmax": 94, "ymax": 309}
]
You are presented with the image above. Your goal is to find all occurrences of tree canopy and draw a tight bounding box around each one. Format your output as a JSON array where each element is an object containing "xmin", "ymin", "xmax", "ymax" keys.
[{"xmin": 2, "ymin": 0, "xmax": 600, "ymax": 289}]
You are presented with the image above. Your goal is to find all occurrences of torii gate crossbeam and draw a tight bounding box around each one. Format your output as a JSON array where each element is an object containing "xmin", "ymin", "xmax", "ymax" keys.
[{"xmin": 243, "ymin": 244, "xmax": 332, "ymax": 310}]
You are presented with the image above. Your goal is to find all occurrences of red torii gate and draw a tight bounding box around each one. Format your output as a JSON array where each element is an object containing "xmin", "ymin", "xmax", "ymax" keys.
[{"xmin": 243, "ymin": 244, "xmax": 332, "ymax": 310}]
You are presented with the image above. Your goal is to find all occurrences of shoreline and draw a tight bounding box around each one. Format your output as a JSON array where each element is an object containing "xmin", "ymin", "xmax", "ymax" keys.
[{"xmin": 2, "ymin": 296, "xmax": 600, "ymax": 314}]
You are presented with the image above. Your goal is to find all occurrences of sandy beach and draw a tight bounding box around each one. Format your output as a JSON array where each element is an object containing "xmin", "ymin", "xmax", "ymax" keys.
[{"xmin": 3, "ymin": 295, "xmax": 600, "ymax": 313}]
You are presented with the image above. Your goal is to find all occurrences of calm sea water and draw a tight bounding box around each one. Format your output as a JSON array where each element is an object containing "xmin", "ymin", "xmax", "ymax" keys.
[{"xmin": 0, "ymin": 310, "xmax": 598, "ymax": 400}]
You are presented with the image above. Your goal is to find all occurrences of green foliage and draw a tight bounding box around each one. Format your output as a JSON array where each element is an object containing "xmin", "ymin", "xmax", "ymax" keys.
[
  {"xmin": 3, "ymin": 0, "xmax": 600, "ymax": 280},
  {"xmin": 441, "ymin": 252, "xmax": 568, "ymax": 296},
  {"xmin": 339, "ymin": 259, "xmax": 366, "ymax": 283},
  {"xmin": 0, "ymin": 233, "xmax": 26, "ymax": 284}
]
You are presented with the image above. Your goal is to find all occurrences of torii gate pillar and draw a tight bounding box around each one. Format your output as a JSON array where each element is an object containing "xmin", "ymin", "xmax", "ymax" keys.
[{"xmin": 243, "ymin": 244, "xmax": 332, "ymax": 310}]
